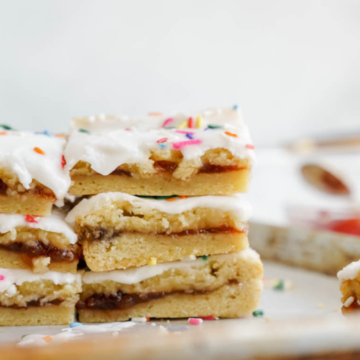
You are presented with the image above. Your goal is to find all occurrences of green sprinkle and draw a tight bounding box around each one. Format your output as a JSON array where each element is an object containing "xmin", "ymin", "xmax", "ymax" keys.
[
  {"xmin": 21, "ymin": 335, "xmax": 27, "ymax": 339},
  {"xmin": 207, "ymin": 125, "xmax": 224, "ymax": 129},
  {"xmin": 154, "ymin": 195, "xmax": 178, "ymax": 200},
  {"xmin": 252, "ymin": 310, "xmax": 264, "ymax": 317},
  {"xmin": 79, "ymin": 128, "xmax": 91, "ymax": 134},
  {"xmin": 201, "ymin": 255, "xmax": 208, "ymax": 261},
  {"xmin": 273, "ymin": 279, "xmax": 284, "ymax": 291},
  {"xmin": 164, "ymin": 126, "xmax": 176, "ymax": 130},
  {"xmin": 0, "ymin": 124, "xmax": 12, "ymax": 130},
  {"xmin": 135, "ymin": 195, "xmax": 155, "ymax": 199}
]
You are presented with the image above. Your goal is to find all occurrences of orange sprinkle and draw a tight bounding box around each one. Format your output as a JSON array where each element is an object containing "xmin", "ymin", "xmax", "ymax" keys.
[
  {"xmin": 166, "ymin": 198, "xmax": 177, "ymax": 202},
  {"xmin": 0, "ymin": 132, "xmax": 7, "ymax": 135},
  {"xmin": 225, "ymin": 131, "xmax": 238, "ymax": 138},
  {"xmin": 55, "ymin": 133, "xmax": 66, "ymax": 137},
  {"xmin": 146, "ymin": 317, "xmax": 150, "ymax": 322},
  {"xmin": 43, "ymin": 336, "xmax": 52, "ymax": 343},
  {"xmin": 180, "ymin": 196, "xmax": 187, "ymax": 199},
  {"xmin": 34, "ymin": 147, "xmax": 45, "ymax": 155},
  {"xmin": 148, "ymin": 112, "xmax": 163, "ymax": 116}
]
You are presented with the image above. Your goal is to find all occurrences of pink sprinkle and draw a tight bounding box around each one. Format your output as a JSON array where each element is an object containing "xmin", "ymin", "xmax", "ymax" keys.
[
  {"xmin": 125, "ymin": 128, "xmax": 131, "ymax": 131},
  {"xmin": 199, "ymin": 316, "xmax": 216, "ymax": 321},
  {"xmin": 162, "ymin": 118, "xmax": 174, "ymax": 128},
  {"xmin": 0, "ymin": 275, "xmax": 4, "ymax": 281},
  {"xmin": 175, "ymin": 130, "xmax": 194, "ymax": 135},
  {"xmin": 173, "ymin": 139, "xmax": 202, "ymax": 150},
  {"xmin": 188, "ymin": 318, "xmax": 203, "ymax": 325},
  {"xmin": 246, "ymin": 144, "xmax": 255, "ymax": 150},
  {"xmin": 156, "ymin": 138, "xmax": 168, "ymax": 144},
  {"xmin": 25, "ymin": 215, "xmax": 40, "ymax": 223}
]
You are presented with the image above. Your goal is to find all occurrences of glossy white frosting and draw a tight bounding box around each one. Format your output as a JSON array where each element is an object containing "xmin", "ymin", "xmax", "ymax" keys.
[
  {"xmin": 65, "ymin": 108, "xmax": 255, "ymax": 176},
  {"xmin": 0, "ymin": 268, "xmax": 81, "ymax": 293},
  {"xmin": 338, "ymin": 260, "xmax": 360, "ymax": 282},
  {"xmin": 0, "ymin": 132, "xmax": 70, "ymax": 206},
  {"xmin": 82, "ymin": 249, "xmax": 259, "ymax": 285},
  {"xmin": 71, "ymin": 107, "xmax": 244, "ymax": 132},
  {"xmin": 65, "ymin": 192, "xmax": 252, "ymax": 226},
  {"xmin": 0, "ymin": 211, "xmax": 77, "ymax": 244}
]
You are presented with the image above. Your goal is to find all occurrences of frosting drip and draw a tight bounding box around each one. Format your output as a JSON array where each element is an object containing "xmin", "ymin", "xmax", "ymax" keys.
[{"xmin": 0, "ymin": 132, "xmax": 70, "ymax": 206}]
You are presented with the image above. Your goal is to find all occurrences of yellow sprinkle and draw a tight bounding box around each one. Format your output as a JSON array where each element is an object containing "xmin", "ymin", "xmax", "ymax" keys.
[
  {"xmin": 148, "ymin": 257, "xmax": 157, "ymax": 266},
  {"xmin": 178, "ymin": 121, "xmax": 187, "ymax": 129},
  {"xmin": 196, "ymin": 116, "xmax": 202, "ymax": 128}
]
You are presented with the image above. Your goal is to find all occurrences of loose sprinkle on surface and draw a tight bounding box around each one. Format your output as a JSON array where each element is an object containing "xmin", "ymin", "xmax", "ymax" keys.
[
  {"xmin": 69, "ymin": 322, "xmax": 83, "ymax": 328},
  {"xmin": 188, "ymin": 318, "xmax": 203, "ymax": 325},
  {"xmin": 0, "ymin": 124, "xmax": 12, "ymax": 130},
  {"xmin": 162, "ymin": 118, "xmax": 174, "ymax": 128},
  {"xmin": 246, "ymin": 144, "xmax": 255, "ymax": 150},
  {"xmin": 253, "ymin": 310, "xmax": 264, "ymax": 317},
  {"xmin": 208, "ymin": 124, "xmax": 223, "ymax": 129},
  {"xmin": 148, "ymin": 257, "xmax": 157, "ymax": 266},
  {"xmin": 196, "ymin": 116, "xmax": 202, "ymax": 128},
  {"xmin": 61, "ymin": 155, "xmax": 66, "ymax": 168},
  {"xmin": 79, "ymin": 128, "xmax": 90, "ymax": 134},
  {"xmin": 225, "ymin": 131, "xmax": 238, "ymax": 138},
  {"xmin": 173, "ymin": 139, "xmax": 202, "ymax": 150},
  {"xmin": 156, "ymin": 138, "xmax": 168, "ymax": 143},
  {"xmin": 43, "ymin": 336, "xmax": 52, "ymax": 343},
  {"xmin": 273, "ymin": 279, "xmax": 284, "ymax": 291},
  {"xmin": 186, "ymin": 133, "xmax": 194, "ymax": 140},
  {"xmin": 34, "ymin": 147, "xmax": 45, "ymax": 155},
  {"xmin": 178, "ymin": 122, "xmax": 187, "ymax": 130},
  {"xmin": 188, "ymin": 117, "xmax": 194, "ymax": 128},
  {"xmin": 25, "ymin": 215, "xmax": 40, "ymax": 223},
  {"xmin": 344, "ymin": 296, "xmax": 355, "ymax": 307}
]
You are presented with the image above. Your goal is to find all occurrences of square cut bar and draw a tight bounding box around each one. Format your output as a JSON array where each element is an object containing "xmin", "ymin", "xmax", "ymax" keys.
[
  {"xmin": 66, "ymin": 192, "xmax": 251, "ymax": 272},
  {"xmin": 0, "ymin": 212, "xmax": 80, "ymax": 274},
  {"xmin": 0, "ymin": 268, "xmax": 81, "ymax": 326},
  {"xmin": 65, "ymin": 107, "xmax": 255, "ymax": 196},
  {"xmin": 338, "ymin": 260, "xmax": 360, "ymax": 314},
  {"xmin": 0, "ymin": 131, "xmax": 70, "ymax": 216},
  {"xmin": 77, "ymin": 249, "xmax": 263, "ymax": 322}
]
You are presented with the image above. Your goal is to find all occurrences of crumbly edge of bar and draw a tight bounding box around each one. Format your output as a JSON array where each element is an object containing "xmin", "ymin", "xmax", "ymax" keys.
[
  {"xmin": 81, "ymin": 253, "xmax": 263, "ymax": 299},
  {"xmin": 0, "ymin": 167, "xmax": 55, "ymax": 199},
  {"xmin": 70, "ymin": 148, "xmax": 251, "ymax": 181},
  {"xmin": 74, "ymin": 201, "xmax": 245, "ymax": 237},
  {"xmin": 0, "ymin": 280, "xmax": 81, "ymax": 308}
]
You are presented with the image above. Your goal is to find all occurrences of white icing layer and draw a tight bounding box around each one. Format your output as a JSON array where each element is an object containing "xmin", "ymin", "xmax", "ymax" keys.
[
  {"xmin": 0, "ymin": 268, "xmax": 81, "ymax": 293},
  {"xmin": 0, "ymin": 132, "xmax": 70, "ymax": 206},
  {"xmin": 338, "ymin": 260, "xmax": 360, "ymax": 282},
  {"xmin": 82, "ymin": 249, "xmax": 259, "ymax": 285},
  {"xmin": 71, "ymin": 107, "xmax": 244, "ymax": 132},
  {"xmin": 65, "ymin": 192, "xmax": 252, "ymax": 227},
  {"xmin": 65, "ymin": 108, "xmax": 254, "ymax": 176},
  {"xmin": 0, "ymin": 211, "xmax": 77, "ymax": 244}
]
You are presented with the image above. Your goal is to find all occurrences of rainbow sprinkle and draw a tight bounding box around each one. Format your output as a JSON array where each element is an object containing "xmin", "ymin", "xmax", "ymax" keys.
[
  {"xmin": 0, "ymin": 125, "xmax": 12, "ymax": 130},
  {"xmin": 253, "ymin": 310, "xmax": 264, "ymax": 317},
  {"xmin": 225, "ymin": 131, "xmax": 237, "ymax": 138},
  {"xmin": 0, "ymin": 275, "xmax": 4, "ymax": 281},
  {"xmin": 43, "ymin": 336, "xmax": 52, "ymax": 343},
  {"xmin": 188, "ymin": 117, "xmax": 194, "ymax": 128},
  {"xmin": 158, "ymin": 143, "xmax": 167, "ymax": 149},
  {"xmin": 70, "ymin": 322, "xmax": 83, "ymax": 328},
  {"xmin": 188, "ymin": 318, "xmax": 203, "ymax": 325},
  {"xmin": 162, "ymin": 118, "xmax": 174, "ymax": 128},
  {"xmin": 34, "ymin": 147, "xmax": 45, "ymax": 155},
  {"xmin": 149, "ymin": 112, "xmax": 163, "ymax": 116},
  {"xmin": 246, "ymin": 144, "xmax": 255, "ymax": 149},
  {"xmin": 175, "ymin": 130, "xmax": 194, "ymax": 135},
  {"xmin": 186, "ymin": 133, "xmax": 194, "ymax": 140},
  {"xmin": 199, "ymin": 316, "xmax": 216, "ymax": 321},
  {"xmin": 233, "ymin": 105, "xmax": 238, "ymax": 110},
  {"xmin": 148, "ymin": 257, "xmax": 157, "ymax": 266},
  {"xmin": 173, "ymin": 139, "xmax": 202, "ymax": 150},
  {"xmin": 61, "ymin": 155, "xmax": 66, "ymax": 168},
  {"xmin": 25, "ymin": 215, "xmax": 40, "ymax": 223},
  {"xmin": 178, "ymin": 121, "xmax": 187, "ymax": 130},
  {"xmin": 196, "ymin": 116, "xmax": 202, "ymax": 128},
  {"xmin": 79, "ymin": 128, "xmax": 90, "ymax": 134},
  {"xmin": 0, "ymin": 132, "xmax": 7, "ymax": 135},
  {"xmin": 156, "ymin": 138, "xmax": 168, "ymax": 143},
  {"xmin": 201, "ymin": 255, "xmax": 208, "ymax": 261},
  {"xmin": 207, "ymin": 124, "xmax": 224, "ymax": 129},
  {"xmin": 43, "ymin": 130, "xmax": 51, "ymax": 137}
]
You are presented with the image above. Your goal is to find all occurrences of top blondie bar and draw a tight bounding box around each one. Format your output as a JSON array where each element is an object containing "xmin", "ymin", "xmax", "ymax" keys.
[
  {"xmin": 65, "ymin": 107, "xmax": 255, "ymax": 196},
  {"xmin": 0, "ymin": 131, "xmax": 70, "ymax": 216}
]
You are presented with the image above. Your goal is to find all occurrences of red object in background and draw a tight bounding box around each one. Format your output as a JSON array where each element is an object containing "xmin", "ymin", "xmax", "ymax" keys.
[{"xmin": 327, "ymin": 218, "xmax": 360, "ymax": 236}]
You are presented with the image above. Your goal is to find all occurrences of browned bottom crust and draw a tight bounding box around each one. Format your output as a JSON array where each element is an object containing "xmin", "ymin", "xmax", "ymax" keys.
[
  {"xmin": 69, "ymin": 170, "xmax": 250, "ymax": 196},
  {"xmin": 0, "ymin": 305, "xmax": 75, "ymax": 326}
]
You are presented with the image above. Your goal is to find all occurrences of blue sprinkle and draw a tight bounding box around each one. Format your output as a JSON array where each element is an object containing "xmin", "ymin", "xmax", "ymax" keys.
[
  {"xmin": 34, "ymin": 131, "xmax": 43, "ymax": 135},
  {"xmin": 204, "ymin": 127, "xmax": 209, "ymax": 131},
  {"xmin": 186, "ymin": 133, "xmax": 194, "ymax": 140},
  {"xmin": 43, "ymin": 130, "xmax": 52, "ymax": 137},
  {"xmin": 168, "ymin": 326, "xmax": 189, "ymax": 332},
  {"xmin": 233, "ymin": 104, "xmax": 238, "ymax": 110},
  {"xmin": 70, "ymin": 322, "xmax": 83, "ymax": 328},
  {"xmin": 158, "ymin": 143, "xmax": 167, "ymax": 149}
]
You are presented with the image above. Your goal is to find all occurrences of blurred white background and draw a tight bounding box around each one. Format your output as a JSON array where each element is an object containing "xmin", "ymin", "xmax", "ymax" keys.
[{"xmin": 0, "ymin": 0, "xmax": 359, "ymax": 145}]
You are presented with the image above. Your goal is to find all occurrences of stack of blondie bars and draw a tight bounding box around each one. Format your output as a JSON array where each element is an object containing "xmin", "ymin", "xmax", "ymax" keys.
[
  {"xmin": 0, "ymin": 131, "xmax": 81, "ymax": 325},
  {"xmin": 65, "ymin": 107, "xmax": 263, "ymax": 322}
]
